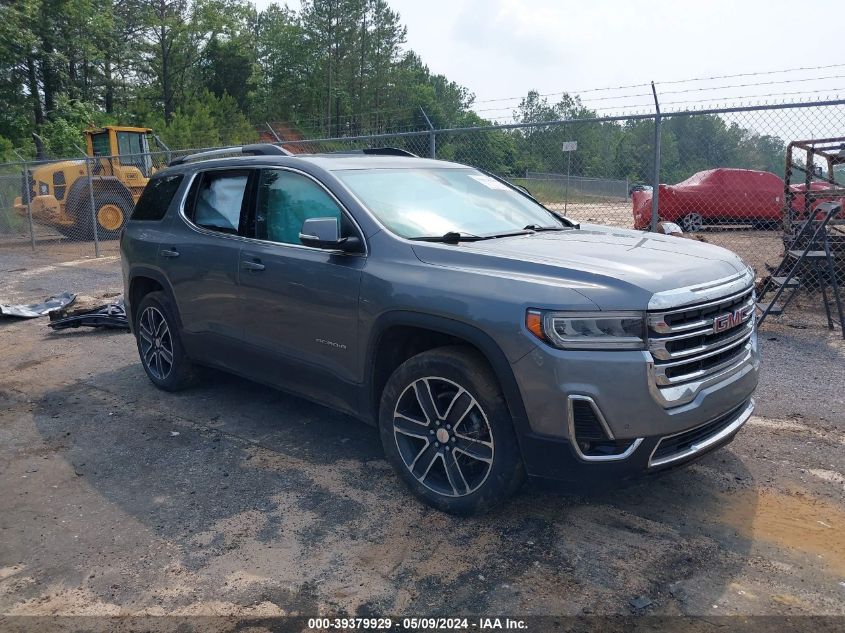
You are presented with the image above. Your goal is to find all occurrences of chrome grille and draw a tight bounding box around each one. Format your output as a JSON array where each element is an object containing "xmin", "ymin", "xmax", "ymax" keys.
[{"xmin": 648, "ymin": 286, "xmax": 755, "ymax": 389}]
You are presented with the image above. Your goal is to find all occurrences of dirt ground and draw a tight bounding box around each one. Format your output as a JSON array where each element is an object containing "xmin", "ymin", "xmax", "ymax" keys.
[
  {"xmin": 551, "ymin": 200, "xmax": 784, "ymax": 276},
  {"xmin": 1, "ymin": 240, "xmax": 844, "ymax": 625}
]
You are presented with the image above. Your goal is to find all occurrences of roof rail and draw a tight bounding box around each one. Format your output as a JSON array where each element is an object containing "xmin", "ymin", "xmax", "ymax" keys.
[
  {"xmin": 329, "ymin": 147, "xmax": 418, "ymax": 157},
  {"xmin": 168, "ymin": 143, "xmax": 293, "ymax": 166}
]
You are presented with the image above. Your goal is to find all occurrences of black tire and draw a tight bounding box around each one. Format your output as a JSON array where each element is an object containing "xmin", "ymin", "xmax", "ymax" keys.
[
  {"xmin": 378, "ymin": 346, "xmax": 525, "ymax": 515},
  {"xmin": 135, "ymin": 291, "xmax": 199, "ymax": 391},
  {"xmin": 90, "ymin": 191, "xmax": 131, "ymax": 240},
  {"xmin": 65, "ymin": 190, "xmax": 131, "ymax": 241}
]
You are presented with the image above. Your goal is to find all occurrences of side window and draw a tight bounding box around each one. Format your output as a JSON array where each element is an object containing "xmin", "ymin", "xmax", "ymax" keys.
[
  {"xmin": 89, "ymin": 132, "xmax": 111, "ymax": 157},
  {"xmin": 255, "ymin": 169, "xmax": 342, "ymax": 245},
  {"xmin": 188, "ymin": 170, "xmax": 250, "ymax": 234},
  {"xmin": 131, "ymin": 173, "xmax": 184, "ymax": 221}
]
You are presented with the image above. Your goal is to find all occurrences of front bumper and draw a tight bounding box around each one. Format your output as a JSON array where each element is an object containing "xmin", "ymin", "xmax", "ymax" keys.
[
  {"xmin": 517, "ymin": 397, "xmax": 754, "ymax": 486},
  {"xmin": 510, "ymin": 333, "xmax": 758, "ymax": 484}
]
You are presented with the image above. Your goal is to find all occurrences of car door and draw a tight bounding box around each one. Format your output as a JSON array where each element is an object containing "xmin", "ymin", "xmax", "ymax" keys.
[
  {"xmin": 158, "ymin": 168, "xmax": 255, "ymax": 367},
  {"xmin": 236, "ymin": 167, "xmax": 366, "ymax": 412}
]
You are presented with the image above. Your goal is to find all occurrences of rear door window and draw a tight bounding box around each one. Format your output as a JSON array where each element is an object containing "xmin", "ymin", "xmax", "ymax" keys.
[
  {"xmin": 187, "ymin": 170, "xmax": 252, "ymax": 235},
  {"xmin": 131, "ymin": 173, "xmax": 184, "ymax": 221}
]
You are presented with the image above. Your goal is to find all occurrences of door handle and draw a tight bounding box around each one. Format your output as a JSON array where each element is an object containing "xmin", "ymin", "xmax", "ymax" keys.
[
  {"xmin": 241, "ymin": 259, "xmax": 265, "ymax": 271},
  {"xmin": 161, "ymin": 249, "xmax": 180, "ymax": 258}
]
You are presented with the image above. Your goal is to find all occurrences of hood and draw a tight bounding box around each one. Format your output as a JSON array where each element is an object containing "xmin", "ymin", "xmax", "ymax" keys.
[{"xmin": 411, "ymin": 224, "xmax": 747, "ymax": 310}]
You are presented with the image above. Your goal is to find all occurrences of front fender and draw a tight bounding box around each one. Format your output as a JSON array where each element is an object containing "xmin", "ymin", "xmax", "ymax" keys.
[{"xmin": 364, "ymin": 310, "xmax": 532, "ymax": 442}]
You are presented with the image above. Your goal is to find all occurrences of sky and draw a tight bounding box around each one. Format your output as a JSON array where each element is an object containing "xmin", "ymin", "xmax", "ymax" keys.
[{"xmin": 250, "ymin": 0, "xmax": 845, "ymax": 119}]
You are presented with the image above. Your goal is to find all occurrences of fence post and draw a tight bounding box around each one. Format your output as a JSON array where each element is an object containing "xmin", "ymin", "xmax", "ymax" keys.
[
  {"xmin": 419, "ymin": 107, "xmax": 436, "ymax": 158},
  {"xmin": 564, "ymin": 149, "xmax": 571, "ymax": 215},
  {"xmin": 650, "ymin": 82, "xmax": 662, "ymax": 232},
  {"xmin": 22, "ymin": 162, "xmax": 36, "ymax": 251},
  {"xmin": 85, "ymin": 156, "xmax": 101, "ymax": 257},
  {"xmin": 265, "ymin": 122, "xmax": 282, "ymax": 143}
]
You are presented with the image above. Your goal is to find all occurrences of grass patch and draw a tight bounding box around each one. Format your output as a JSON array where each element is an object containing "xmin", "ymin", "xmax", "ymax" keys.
[{"xmin": 511, "ymin": 177, "xmax": 625, "ymax": 206}]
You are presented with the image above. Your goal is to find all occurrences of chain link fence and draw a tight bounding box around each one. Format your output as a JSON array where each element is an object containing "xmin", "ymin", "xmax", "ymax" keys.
[{"xmin": 2, "ymin": 99, "xmax": 844, "ymax": 313}]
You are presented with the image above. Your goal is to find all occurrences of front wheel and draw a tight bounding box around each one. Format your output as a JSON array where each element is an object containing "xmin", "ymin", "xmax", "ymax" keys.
[
  {"xmin": 378, "ymin": 346, "xmax": 525, "ymax": 515},
  {"xmin": 64, "ymin": 191, "xmax": 131, "ymax": 241}
]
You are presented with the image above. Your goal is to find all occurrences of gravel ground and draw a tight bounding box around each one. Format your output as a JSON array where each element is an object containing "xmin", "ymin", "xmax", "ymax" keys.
[{"xmin": 1, "ymin": 245, "xmax": 844, "ymax": 624}]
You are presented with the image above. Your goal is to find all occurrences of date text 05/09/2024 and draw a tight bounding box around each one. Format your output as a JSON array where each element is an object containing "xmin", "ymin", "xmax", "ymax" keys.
[{"xmin": 306, "ymin": 617, "xmax": 528, "ymax": 630}]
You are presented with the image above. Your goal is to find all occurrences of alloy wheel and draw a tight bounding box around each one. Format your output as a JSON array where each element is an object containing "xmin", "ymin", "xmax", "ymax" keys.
[
  {"xmin": 392, "ymin": 376, "xmax": 494, "ymax": 498},
  {"xmin": 138, "ymin": 306, "xmax": 174, "ymax": 380},
  {"xmin": 680, "ymin": 212, "xmax": 704, "ymax": 232}
]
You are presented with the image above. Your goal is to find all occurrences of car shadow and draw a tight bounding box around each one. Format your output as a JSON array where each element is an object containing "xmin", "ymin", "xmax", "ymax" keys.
[{"xmin": 28, "ymin": 364, "xmax": 755, "ymax": 615}]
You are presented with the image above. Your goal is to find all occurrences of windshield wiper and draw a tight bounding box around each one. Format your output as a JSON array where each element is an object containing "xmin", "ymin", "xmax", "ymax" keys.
[
  {"xmin": 410, "ymin": 231, "xmax": 484, "ymax": 244},
  {"xmin": 481, "ymin": 229, "xmax": 536, "ymax": 239},
  {"xmin": 523, "ymin": 224, "xmax": 566, "ymax": 232},
  {"xmin": 411, "ymin": 227, "xmax": 558, "ymax": 243}
]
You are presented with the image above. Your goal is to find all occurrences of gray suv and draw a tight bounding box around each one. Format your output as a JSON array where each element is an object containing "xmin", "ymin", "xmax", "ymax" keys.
[{"xmin": 121, "ymin": 144, "xmax": 759, "ymax": 515}]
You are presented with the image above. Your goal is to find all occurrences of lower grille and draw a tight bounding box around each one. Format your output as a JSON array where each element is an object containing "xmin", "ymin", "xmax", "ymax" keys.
[
  {"xmin": 568, "ymin": 396, "xmax": 643, "ymax": 461},
  {"xmin": 649, "ymin": 399, "xmax": 754, "ymax": 468},
  {"xmin": 572, "ymin": 399, "xmax": 609, "ymax": 442}
]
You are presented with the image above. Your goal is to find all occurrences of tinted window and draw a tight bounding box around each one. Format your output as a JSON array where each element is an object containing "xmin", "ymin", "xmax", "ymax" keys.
[
  {"xmin": 255, "ymin": 170, "xmax": 342, "ymax": 245},
  {"xmin": 189, "ymin": 170, "xmax": 250, "ymax": 234},
  {"xmin": 131, "ymin": 173, "xmax": 184, "ymax": 221}
]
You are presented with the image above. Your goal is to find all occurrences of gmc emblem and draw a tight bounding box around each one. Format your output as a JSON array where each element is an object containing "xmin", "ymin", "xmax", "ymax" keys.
[{"xmin": 713, "ymin": 307, "xmax": 749, "ymax": 333}]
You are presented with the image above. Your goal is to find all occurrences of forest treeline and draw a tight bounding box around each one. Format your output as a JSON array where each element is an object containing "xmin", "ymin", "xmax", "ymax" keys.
[{"xmin": 1, "ymin": 0, "xmax": 790, "ymax": 183}]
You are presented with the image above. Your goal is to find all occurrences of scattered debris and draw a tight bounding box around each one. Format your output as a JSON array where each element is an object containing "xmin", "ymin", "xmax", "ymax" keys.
[
  {"xmin": 629, "ymin": 596, "xmax": 653, "ymax": 610},
  {"xmin": 170, "ymin": 431, "xmax": 180, "ymax": 437},
  {"xmin": 48, "ymin": 296, "xmax": 129, "ymax": 331},
  {"xmin": 0, "ymin": 292, "xmax": 75, "ymax": 318}
]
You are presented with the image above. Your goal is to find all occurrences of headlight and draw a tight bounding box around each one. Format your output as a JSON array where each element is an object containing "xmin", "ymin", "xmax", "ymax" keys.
[
  {"xmin": 39, "ymin": 182, "xmax": 49, "ymax": 195},
  {"xmin": 526, "ymin": 310, "xmax": 647, "ymax": 350}
]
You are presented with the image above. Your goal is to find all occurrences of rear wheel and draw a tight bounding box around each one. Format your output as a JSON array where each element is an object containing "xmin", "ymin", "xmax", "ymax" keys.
[
  {"xmin": 64, "ymin": 191, "xmax": 131, "ymax": 240},
  {"xmin": 135, "ymin": 292, "xmax": 199, "ymax": 391},
  {"xmin": 378, "ymin": 346, "xmax": 524, "ymax": 515},
  {"xmin": 679, "ymin": 212, "xmax": 704, "ymax": 232}
]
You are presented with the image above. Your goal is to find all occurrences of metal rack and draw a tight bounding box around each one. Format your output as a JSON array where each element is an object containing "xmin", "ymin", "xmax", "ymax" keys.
[{"xmin": 757, "ymin": 201, "xmax": 844, "ymax": 337}]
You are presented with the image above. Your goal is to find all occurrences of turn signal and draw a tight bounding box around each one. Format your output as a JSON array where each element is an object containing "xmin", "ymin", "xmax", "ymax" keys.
[{"xmin": 525, "ymin": 310, "xmax": 545, "ymax": 340}]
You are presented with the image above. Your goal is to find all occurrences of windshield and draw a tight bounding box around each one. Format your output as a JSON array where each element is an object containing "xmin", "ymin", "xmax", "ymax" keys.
[{"xmin": 334, "ymin": 167, "xmax": 566, "ymax": 239}]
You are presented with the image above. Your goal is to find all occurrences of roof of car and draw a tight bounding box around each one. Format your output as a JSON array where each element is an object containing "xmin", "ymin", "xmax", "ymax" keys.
[
  {"xmin": 165, "ymin": 152, "xmax": 466, "ymax": 174},
  {"xmin": 291, "ymin": 154, "xmax": 462, "ymax": 170}
]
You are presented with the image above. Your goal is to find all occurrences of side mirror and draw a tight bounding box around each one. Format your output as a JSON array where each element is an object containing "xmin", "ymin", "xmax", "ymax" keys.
[{"xmin": 299, "ymin": 217, "xmax": 361, "ymax": 253}]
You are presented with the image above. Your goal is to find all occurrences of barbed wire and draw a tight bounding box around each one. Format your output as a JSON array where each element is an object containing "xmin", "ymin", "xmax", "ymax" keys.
[
  {"xmin": 257, "ymin": 66, "xmax": 845, "ymax": 136},
  {"xmin": 658, "ymin": 74, "xmax": 845, "ymax": 96},
  {"xmin": 471, "ymin": 63, "xmax": 845, "ymax": 108},
  {"xmin": 471, "ymin": 89, "xmax": 845, "ymax": 125},
  {"xmin": 655, "ymin": 63, "xmax": 845, "ymax": 86}
]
